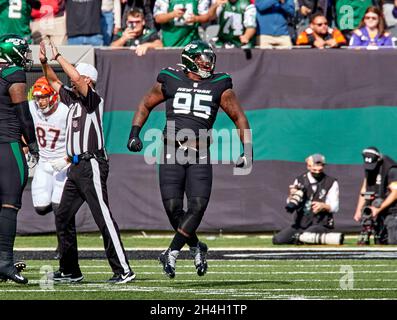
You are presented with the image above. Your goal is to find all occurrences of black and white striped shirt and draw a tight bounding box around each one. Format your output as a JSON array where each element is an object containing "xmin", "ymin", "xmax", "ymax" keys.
[{"xmin": 59, "ymin": 85, "xmax": 105, "ymax": 157}]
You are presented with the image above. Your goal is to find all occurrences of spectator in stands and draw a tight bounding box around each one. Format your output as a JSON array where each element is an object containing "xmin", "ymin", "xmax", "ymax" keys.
[
  {"xmin": 273, "ymin": 154, "xmax": 343, "ymax": 245},
  {"xmin": 386, "ymin": 0, "xmax": 397, "ymax": 37},
  {"xmin": 208, "ymin": 0, "xmax": 257, "ymax": 49},
  {"xmin": 0, "ymin": 0, "xmax": 41, "ymax": 42},
  {"xmin": 296, "ymin": 12, "xmax": 346, "ymax": 48},
  {"xmin": 66, "ymin": 0, "xmax": 103, "ymax": 46},
  {"xmin": 255, "ymin": 0, "xmax": 295, "ymax": 48},
  {"xmin": 30, "ymin": 0, "xmax": 67, "ymax": 45},
  {"xmin": 121, "ymin": 0, "xmax": 155, "ymax": 30},
  {"xmin": 295, "ymin": 0, "xmax": 333, "ymax": 37},
  {"xmin": 111, "ymin": 8, "xmax": 162, "ymax": 55},
  {"xmin": 101, "ymin": 0, "xmax": 122, "ymax": 46},
  {"xmin": 349, "ymin": 6, "xmax": 393, "ymax": 48},
  {"xmin": 153, "ymin": 0, "xmax": 212, "ymax": 47}
]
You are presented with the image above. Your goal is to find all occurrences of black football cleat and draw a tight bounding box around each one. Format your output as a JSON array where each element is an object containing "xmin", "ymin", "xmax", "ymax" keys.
[
  {"xmin": 107, "ymin": 270, "xmax": 136, "ymax": 284},
  {"xmin": 0, "ymin": 262, "xmax": 28, "ymax": 283},
  {"xmin": 159, "ymin": 249, "xmax": 178, "ymax": 279},
  {"xmin": 190, "ymin": 241, "xmax": 208, "ymax": 276}
]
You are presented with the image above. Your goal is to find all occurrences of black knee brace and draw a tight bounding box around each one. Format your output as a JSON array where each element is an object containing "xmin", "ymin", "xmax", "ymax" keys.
[
  {"xmin": 163, "ymin": 198, "xmax": 185, "ymax": 231},
  {"xmin": 179, "ymin": 197, "xmax": 209, "ymax": 237},
  {"xmin": 34, "ymin": 204, "xmax": 53, "ymax": 216}
]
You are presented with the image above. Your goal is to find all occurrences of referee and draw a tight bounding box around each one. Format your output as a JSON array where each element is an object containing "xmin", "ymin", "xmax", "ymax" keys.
[{"xmin": 39, "ymin": 40, "xmax": 135, "ymax": 284}]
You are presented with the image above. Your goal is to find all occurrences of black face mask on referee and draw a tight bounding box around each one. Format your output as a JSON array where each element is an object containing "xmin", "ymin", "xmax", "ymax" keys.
[{"xmin": 39, "ymin": 41, "xmax": 135, "ymax": 284}]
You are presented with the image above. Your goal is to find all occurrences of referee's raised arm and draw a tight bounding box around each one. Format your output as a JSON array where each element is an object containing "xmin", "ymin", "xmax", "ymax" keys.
[{"xmin": 39, "ymin": 41, "xmax": 62, "ymax": 93}]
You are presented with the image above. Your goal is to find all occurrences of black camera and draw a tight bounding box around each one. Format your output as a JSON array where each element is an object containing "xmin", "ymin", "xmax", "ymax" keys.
[
  {"xmin": 285, "ymin": 184, "xmax": 306, "ymax": 213},
  {"xmin": 357, "ymin": 191, "xmax": 383, "ymax": 245},
  {"xmin": 127, "ymin": 22, "xmax": 137, "ymax": 29}
]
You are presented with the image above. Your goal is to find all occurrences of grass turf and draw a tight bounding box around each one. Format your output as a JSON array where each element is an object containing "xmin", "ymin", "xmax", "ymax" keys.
[
  {"xmin": 14, "ymin": 232, "xmax": 385, "ymax": 248},
  {"xmin": 1, "ymin": 259, "xmax": 397, "ymax": 300}
]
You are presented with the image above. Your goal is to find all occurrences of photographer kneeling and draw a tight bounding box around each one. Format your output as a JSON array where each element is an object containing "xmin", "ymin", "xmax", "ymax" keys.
[
  {"xmin": 353, "ymin": 147, "xmax": 397, "ymax": 245},
  {"xmin": 273, "ymin": 154, "xmax": 344, "ymax": 245}
]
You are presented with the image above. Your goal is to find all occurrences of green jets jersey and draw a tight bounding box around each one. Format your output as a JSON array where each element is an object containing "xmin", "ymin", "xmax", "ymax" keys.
[
  {"xmin": 0, "ymin": 0, "xmax": 32, "ymax": 41},
  {"xmin": 216, "ymin": 0, "xmax": 256, "ymax": 48},
  {"xmin": 157, "ymin": 67, "xmax": 233, "ymax": 137},
  {"xmin": 0, "ymin": 64, "xmax": 25, "ymax": 143},
  {"xmin": 154, "ymin": 0, "xmax": 210, "ymax": 47},
  {"xmin": 335, "ymin": 0, "xmax": 372, "ymax": 31}
]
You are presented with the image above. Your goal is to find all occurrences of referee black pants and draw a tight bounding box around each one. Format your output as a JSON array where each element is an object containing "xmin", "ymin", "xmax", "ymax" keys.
[{"xmin": 55, "ymin": 157, "xmax": 131, "ymax": 275}]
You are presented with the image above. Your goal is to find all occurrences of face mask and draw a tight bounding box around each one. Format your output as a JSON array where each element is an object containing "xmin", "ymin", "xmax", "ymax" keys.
[{"xmin": 312, "ymin": 172, "xmax": 325, "ymax": 180}]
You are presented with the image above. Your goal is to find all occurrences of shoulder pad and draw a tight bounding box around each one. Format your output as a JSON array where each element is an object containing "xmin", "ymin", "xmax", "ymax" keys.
[
  {"xmin": 210, "ymin": 73, "xmax": 232, "ymax": 83},
  {"xmin": 1, "ymin": 65, "xmax": 24, "ymax": 80},
  {"xmin": 159, "ymin": 67, "xmax": 183, "ymax": 80},
  {"xmin": 305, "ymin": 28, "xmax": 313, "ymax": 35}
]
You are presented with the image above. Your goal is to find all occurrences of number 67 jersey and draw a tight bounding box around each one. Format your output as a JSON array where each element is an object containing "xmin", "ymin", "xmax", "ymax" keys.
[
  {"xmin": 28, "ymin": 101, "xmax": 69, "ymax": 161},
  {"xmin": 157, "ymin": 67, "xmax": 233, "ymax": 137}
]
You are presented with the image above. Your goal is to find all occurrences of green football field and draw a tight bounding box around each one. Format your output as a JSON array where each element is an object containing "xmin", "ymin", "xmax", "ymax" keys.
[{"xmin": 2, "ymin": 233, "xmax": 397, "ymax": 300}]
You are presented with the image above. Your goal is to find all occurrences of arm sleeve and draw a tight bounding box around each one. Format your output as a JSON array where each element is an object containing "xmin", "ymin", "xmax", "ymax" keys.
[
  {"xmin": 80, "ymin": 86, "xmax": 101, "ymax": 114},
  {"xmin": 59, "ymin": 85, "xmax": 73, "ymax": 107},
  {"xmin": 349, "ymin": 32, "xmax": 361, "ymax": 46},
  {"xmin": 153, "ymin": 0, "xmax": 169, "ymax": 17},
  {"xmin": 387, "ymin": 168, "xmax": 397, "ymax": 189},
  {"xmin": 244, "ymin": 4, "xmax": 257, "ymax": 28},
  {"xmin": 325, "ymin": 181, "xmax": 339, "ymax": 213},
  {"xmin": 198, "ymin": 0, "xmax": 210, "ymax": 15},
  {"xmin": 255, "ymin": 0, "xmax": 279, "ymax": 12},
  {"xmin": 280, "ymin": 0, "xmax": 295, "ymax": 16}
]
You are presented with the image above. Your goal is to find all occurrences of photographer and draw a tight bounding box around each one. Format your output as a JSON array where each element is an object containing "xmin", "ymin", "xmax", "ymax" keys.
[
  {"xmin": 110, "ymin": 8, "xmax": 162, "ymax": 56},
  {"xmin": 353, "ymin": 147, "xmax": 397, "ymax": 245},
  {"xmin": 273, "ymin": 154, "xmax": 343, "ymax": 245}
]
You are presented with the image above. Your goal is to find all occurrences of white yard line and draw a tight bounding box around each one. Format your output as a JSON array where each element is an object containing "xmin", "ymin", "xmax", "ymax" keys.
[
  {"xmin": 20, "ymin": 270, "xmax": 397, "ymax": 275},
  {"xmin": 14, "ymin": 247, "xmax": 397, "ymax": 251}
]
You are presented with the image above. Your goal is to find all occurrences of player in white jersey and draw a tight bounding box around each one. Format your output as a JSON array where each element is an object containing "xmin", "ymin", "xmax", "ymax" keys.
[{"xmin": 29, "ymin": 77, "xmax": 69, "ymax": 253}]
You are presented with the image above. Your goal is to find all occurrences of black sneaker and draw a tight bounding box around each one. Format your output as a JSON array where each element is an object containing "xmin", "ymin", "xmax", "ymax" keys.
[
  {"xmin": 159, "ymin": 249, "xmax": 178, "ymax": 279},
  {"xmin": 49, "ymin": 270, "xmax": 84, "ymax": 283},
  {"xmin": 190, "ymin": 241, "xmax": 208, "ymax": 276},
  {"xmin": 107, "ymin": 271, "xmax": 136, "ymax": 284}
]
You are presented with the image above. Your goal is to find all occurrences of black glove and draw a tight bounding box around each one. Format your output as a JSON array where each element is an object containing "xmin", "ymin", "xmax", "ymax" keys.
[
  {"xmin": 235, "ymin": 144, "xmax": 253, "ymax": 168},
  {"xmin": 127, "ymin": 125, "xmax": 143, "ymax": 152},
  {"xmin": 28, "ymin": 141, "xmax": 39, "ymax": 168}
]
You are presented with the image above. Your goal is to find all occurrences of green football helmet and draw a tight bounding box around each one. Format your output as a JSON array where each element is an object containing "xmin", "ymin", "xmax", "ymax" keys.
[
  {"xmin": 0, "ymin": 34, "xmax": 32, "ymax": 71},
  {"xmin": 180, "ymin": 40, "xmax": 216, "ymax": 79}
]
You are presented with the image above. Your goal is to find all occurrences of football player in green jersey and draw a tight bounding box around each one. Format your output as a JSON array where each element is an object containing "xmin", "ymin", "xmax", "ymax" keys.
[
  {"xmin": 127, "ymin": 40, "xmax": 252, "ymax": 278},
  {"xmin": 0, "ymin": 34, "xmax": 39, "ymax": 284}
]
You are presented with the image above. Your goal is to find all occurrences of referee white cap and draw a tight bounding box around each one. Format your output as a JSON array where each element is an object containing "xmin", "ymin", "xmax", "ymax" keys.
[{"xmin": 76, "ymin": 63, "xmax": 98, "ymax": 83}]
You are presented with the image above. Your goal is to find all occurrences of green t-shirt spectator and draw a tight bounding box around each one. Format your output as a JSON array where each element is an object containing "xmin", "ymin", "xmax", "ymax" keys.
[
  {"xmin": 154, "ymin": 0, "xmax": 210, "ymax": 47},
  {"xmin": 113, "ymin": 27, "xmax": 160, "ymax": 47},
  {"xmin": 0, "ymin": 0, "xmax": 40, "ymax": 42},
  {"xmin": 335, "ymin": 0, "xmax": 373, "ymax": 30},
  {"xmin": 215, "ymin": 0, "xmax": 256, "ymax": 48}
]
